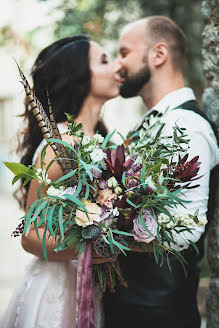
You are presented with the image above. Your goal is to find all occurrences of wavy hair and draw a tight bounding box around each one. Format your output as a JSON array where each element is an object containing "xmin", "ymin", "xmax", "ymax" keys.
[{"xmin": 16, "ymin": 35, "xmax": 107, "ymax": 209}]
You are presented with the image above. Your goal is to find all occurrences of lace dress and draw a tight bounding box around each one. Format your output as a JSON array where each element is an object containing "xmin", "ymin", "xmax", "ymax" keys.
[{"xmin": 1, "ymin": 124, "xmax": 103, "ymax": 328}]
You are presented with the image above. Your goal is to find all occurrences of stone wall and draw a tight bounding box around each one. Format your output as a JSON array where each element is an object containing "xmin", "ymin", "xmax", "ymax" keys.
[{"xmin": 201, "ymin": 1, "xmax": 219, "ymax": 327}]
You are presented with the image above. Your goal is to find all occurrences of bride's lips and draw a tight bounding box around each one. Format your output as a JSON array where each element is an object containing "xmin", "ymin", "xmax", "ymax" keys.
[{"xmin": 117, "ymin": 77, "xmax": 126, "ymax": 84}]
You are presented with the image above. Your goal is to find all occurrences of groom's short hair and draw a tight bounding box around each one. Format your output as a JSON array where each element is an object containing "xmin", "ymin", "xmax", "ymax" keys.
[{"xmin": 145, "ymin": 16, "xmax": 186, "ymax": 71}]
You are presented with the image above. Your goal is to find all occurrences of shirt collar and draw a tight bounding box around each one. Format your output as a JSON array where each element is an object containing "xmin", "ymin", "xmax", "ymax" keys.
[
  {"xmin": 135, "ymin": 87, "xmax": 196, "ymax": 131},
  {"xmin": 149, "ymin": 87, "xmax": 196, "ymax": 114}
]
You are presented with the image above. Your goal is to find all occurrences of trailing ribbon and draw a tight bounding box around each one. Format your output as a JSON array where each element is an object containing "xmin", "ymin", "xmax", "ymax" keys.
[{"xmin": 76, "ymin": 243, "xmax": 95, "ymax": 328}]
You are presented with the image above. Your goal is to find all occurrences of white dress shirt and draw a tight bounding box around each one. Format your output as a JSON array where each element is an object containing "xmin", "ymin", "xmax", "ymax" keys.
[{"xmin": 139, "ymin": 87, "xmax": 219, "ymax": 250}]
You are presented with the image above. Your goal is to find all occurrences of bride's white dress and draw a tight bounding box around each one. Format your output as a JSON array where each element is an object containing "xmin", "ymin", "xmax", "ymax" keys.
[
  {"xmin": 1, "ymin": 124, "xmax": 103, "ymax": 328},
  {"xmin": 1, "ymin": 259, "xmax": 103, "ymax": 328}
]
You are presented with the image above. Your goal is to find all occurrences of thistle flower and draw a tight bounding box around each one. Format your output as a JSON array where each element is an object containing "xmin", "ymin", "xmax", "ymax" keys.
[
  {"xmin": 11, "ymin": 219, "xmax": 25, "ymax": 237},
  {"xmin": 98, "ymin": 180, "xmax": 108, "ymax": 190}
]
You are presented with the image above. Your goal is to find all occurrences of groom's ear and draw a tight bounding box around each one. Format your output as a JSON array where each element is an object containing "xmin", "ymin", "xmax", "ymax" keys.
[{"xmin": 150, "ymin": 42, "xmax": 168, "ymax": 68}]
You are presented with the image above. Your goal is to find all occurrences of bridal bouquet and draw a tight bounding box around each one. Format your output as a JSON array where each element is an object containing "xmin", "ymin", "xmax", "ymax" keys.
[{"xmin": 4, "ymin": 65, "xmax": 207, "ymax": 328}]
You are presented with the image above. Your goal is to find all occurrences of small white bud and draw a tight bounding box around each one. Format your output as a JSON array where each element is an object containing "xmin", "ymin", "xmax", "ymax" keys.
[{"xmin": 107, "ymin": 176, "xmax": 118, "ymax": 189}]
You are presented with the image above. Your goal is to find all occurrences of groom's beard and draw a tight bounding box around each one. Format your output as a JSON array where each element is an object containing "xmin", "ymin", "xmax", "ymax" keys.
[{"xmin": 119, "ymin": 64, "xmax": 151, "ymax": 98}]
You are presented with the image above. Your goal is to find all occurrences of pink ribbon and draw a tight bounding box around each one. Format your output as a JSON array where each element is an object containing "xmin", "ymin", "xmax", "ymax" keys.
[{"xmin": 76, "ymin": 243, "xmax": 95, "ymax": 328}]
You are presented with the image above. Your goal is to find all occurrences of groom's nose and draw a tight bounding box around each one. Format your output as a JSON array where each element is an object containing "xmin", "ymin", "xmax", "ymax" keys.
[{"xmin": 113, "ymin": 59, "xmax": 122, "ymax": 73}]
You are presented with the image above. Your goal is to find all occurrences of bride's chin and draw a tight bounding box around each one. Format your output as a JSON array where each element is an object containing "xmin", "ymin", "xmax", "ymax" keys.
[{"xmin": 111, "ymin": 88, "xmax": 120, "ymax": 99}]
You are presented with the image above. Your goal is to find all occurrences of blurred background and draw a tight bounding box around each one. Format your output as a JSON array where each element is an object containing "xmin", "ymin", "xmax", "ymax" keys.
[{"xmin": 0, "ymin": 0, "xmax": 208, "ymax": 326}]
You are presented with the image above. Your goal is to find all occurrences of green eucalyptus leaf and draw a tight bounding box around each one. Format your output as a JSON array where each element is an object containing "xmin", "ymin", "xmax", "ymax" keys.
[
  {"xmin": 37, "ymin": 184, "xmax": 44, "ymax": 199},
  {"xmin": 126, "ymin": 198, "xmax": 137, "ymax": 208},
  {"xmin": 48, "ymin": 138, "xmax": 76, "ymax": 153},
  {"xmin": 101, "ymin": 129, "xmax": 116, "ymax": 149},
  {"xmin": 58, "ymin": 206, "xmax": 64, "ymax": 238},
  {"xmin": 122, "ymin": 171, "xmax": 126, "ymax": 187},
  {"xmin": 74, "ymin": 179, "xmax": 82, "ymax": 198},
  {"xmin": 54, "ymin": 169, "xmax": 77, "ymax": 184},
  {"xmin": 84, "ymin": 182, "xmax": 90, "ymax": 200},
  {"xmin": 79, "ymin": 160, "xmax": 93, "ymax": 181},
  {"xmin": 140, "ymin": 165, "xmax": 146, "ymax": 185},
  {"xmin": 24, "ymin": 199, "xmax": 40, "ymax": 235},
  {"xmin": 42, "ymin": 228, "xmax": 48, "ymax": 262},
  {"xmin": 187, "ymin": 240, "xmax": 199, "ymax": 255},
  {"xmin": 40, "ymin": 143, "xmax": 50, "ymax": 171},
  {"xmin": 111, "ymin": 230, "xmax": 133, "ymax": 237},
  {"xmin": 47, "ymin": 205, "xmax": 57, "ymax": 237},
  {"xmin": 62, "ymin": 194, "xmax": 87, "ymax": 213},
  {"xmin": 138, "ymin": 213, "xmax": 153, "ymax": 237}
]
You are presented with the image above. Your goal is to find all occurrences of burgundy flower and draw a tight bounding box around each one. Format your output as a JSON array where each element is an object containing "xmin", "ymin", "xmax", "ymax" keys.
[
  {"xmin": 105, "ymin": 145, "xmax": 137, "ymax": 181},
  {"xmin": 166, "ymin": 154, "xmax": 202, "ymax": 190}
]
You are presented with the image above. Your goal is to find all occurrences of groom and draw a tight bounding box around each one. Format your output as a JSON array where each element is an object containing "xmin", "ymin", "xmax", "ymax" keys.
[{"xmin": 103, "ymin": 16, "xmax": 219, "ymax": 328}]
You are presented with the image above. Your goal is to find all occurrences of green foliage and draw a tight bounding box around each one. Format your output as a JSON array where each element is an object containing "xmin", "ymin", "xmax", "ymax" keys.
[{"xmin": 4, "ymin": 162, "xmax": 38, "ymax": 185}]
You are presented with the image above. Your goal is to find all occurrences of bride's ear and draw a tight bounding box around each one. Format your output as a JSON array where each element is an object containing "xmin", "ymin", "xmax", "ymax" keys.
[{"xmin": 150, "ymin": 43, "xmax": 168, "ymax": 67}]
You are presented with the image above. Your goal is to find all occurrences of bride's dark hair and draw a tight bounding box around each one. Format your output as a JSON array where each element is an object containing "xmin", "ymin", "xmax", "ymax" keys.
[{"xmin": 16, "ymin": 34, "xmax": 107, "ymax": 209}]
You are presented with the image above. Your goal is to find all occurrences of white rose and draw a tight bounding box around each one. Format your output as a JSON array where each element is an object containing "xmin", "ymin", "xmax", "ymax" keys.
[
  {"xmin": 90, "ymin": 148, "xmax": 107, "ymax": 162},
  {"xmin": 84, "ymin": 144, "xmax": 96, "ymax": 152},
  {"xmin": 82, "ymin": 135, "xmax": 92, "ymax": 145},
  {"xmin": 94, "ymin": 133, "xmax": 104, "ymax": 143}
]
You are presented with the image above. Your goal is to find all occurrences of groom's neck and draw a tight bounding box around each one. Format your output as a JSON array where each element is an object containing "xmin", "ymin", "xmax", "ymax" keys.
[{"xmin": 140, "ymin": 71, "xmax": 185, "ymax": 110}]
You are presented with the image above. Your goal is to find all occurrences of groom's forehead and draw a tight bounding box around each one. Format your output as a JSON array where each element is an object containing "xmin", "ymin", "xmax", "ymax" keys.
[
  {"xmin": 119, "ymin": 25, "xmax": 148, "ymax": 49},
  {"xmin": 119, "ymin": 32, "xmax": 146, "ymax": 51}
]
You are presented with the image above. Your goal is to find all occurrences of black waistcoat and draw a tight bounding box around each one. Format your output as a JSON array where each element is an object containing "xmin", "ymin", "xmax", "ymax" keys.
[{"xmin": 103, "ymin": 100, "xmax": 218, "ymax": 313}]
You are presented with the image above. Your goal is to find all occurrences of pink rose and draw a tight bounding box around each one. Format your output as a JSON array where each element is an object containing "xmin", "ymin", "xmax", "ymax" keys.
[{"xmin": 132, "ymin": 209, "xmax": 158, "ymax": 243}]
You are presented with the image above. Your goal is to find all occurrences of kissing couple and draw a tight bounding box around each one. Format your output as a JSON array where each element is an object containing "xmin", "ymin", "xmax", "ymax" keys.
[{"xmin": 2, "ymin": 15, "xmax": 219, "ymax": 328}]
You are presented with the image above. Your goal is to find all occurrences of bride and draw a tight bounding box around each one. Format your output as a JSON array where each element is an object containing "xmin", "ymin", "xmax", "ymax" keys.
[{"xmin": 1, "ymin": 34, "xmax": 120, "ymax": 328}]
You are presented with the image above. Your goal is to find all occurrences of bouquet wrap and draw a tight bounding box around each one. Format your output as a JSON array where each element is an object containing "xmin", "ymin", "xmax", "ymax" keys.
[{"xmin": 76, "ymin": 243, "xmax": 95, "ymax": 328}]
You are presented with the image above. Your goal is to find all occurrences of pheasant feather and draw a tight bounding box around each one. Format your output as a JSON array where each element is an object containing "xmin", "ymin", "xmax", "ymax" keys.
[
  {"xmin": 47, "ymin": 89, "xmax": 62, "ymax": 140},
  {"xmin": 15, "ymin": 60, "xmax": 72, "ymax": 175}
]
